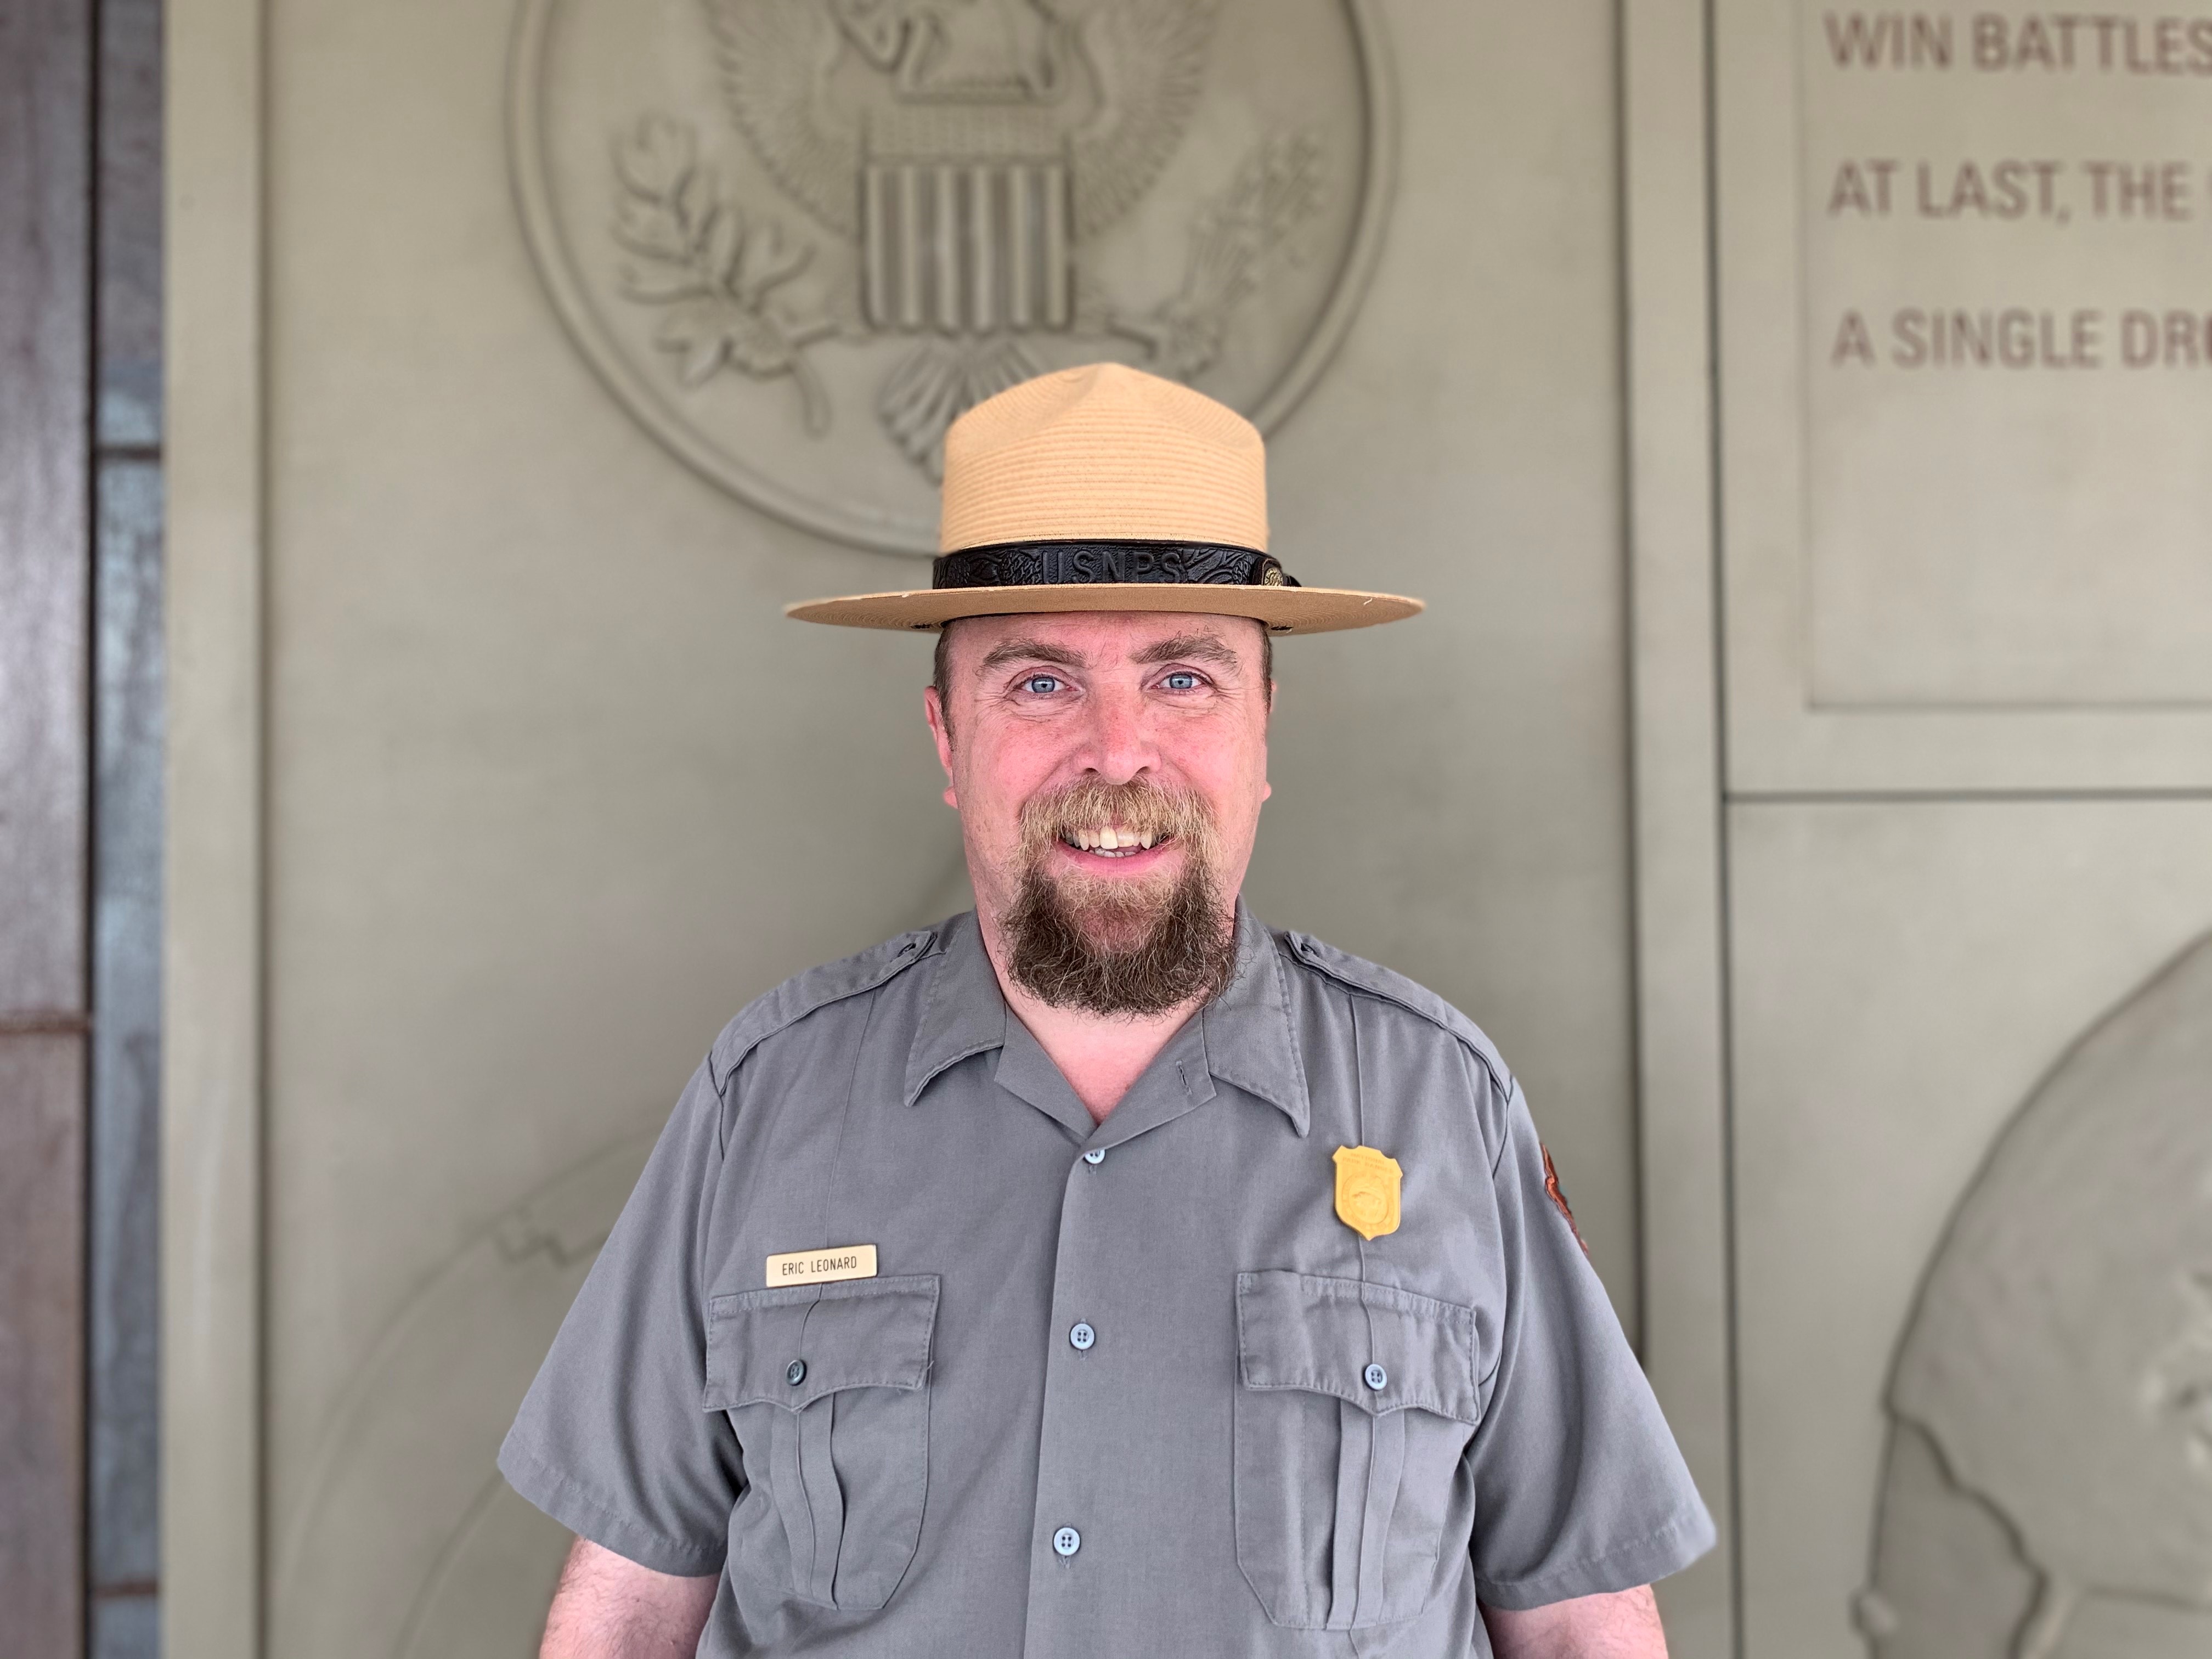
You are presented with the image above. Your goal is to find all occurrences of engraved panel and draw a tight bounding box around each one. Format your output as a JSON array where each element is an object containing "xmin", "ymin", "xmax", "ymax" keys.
[
  {"xmin": 1803, "ymin": 2, "xmax": 2212, "ymax": 708},
  {"xmin": 1859, "ymin": 933, "xmax": 2212, "ymax": 1658},
  {"xmin": 1726, "ymin": 799, "xmax": 2212, "ymax": 1657},
  {"xmin": 270, "ymin": 1133, "xmax": 654, "ymax": 1658},
  {"xmin": 510, "ymin": 0, "xmax": 1393, "ymax": 552},
  {"xmin": 1713, "ymin": 0, "xmax": 2212, "ymax": 789}
]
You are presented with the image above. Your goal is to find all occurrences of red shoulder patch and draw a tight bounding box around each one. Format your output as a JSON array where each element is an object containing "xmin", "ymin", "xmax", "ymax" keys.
[{"xmin": 1541, "ymin": 1144, "xmax": 1589, "ymax": 1257}]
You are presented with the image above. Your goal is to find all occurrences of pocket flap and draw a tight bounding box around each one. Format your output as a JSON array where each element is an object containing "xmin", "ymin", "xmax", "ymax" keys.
[
  {"xmin": 1236, "ymin": 1270, "xmax": 1481, "ymax": 1424},
  {"xmin": 705, "ymin": 1274, "xmax": 940, "ymax": 1412}
]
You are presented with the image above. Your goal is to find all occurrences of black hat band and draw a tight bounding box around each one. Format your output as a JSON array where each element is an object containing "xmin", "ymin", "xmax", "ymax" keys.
[{"xmin": 932, "ymin": 540, "xmax": 1299, "ymax": 592}]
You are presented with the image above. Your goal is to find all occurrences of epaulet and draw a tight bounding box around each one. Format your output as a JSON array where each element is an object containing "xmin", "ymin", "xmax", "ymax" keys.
[
  {"xmin": 707, "ymin": 926, "xmax": 936, "ymax": 1094},
  {"xmin": 1277, "ymin": 929, "xmax": 1516, "ymax": 1099}
]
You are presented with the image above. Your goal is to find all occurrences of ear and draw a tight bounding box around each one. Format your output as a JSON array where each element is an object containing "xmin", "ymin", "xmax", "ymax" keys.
[
  {"xmin": 1259, "ymin": 672, "xmax": 1273, "ymax": 803},
  {"xmin": 923, "ymin": 685, "xmax": 958, "ymax": 807}
]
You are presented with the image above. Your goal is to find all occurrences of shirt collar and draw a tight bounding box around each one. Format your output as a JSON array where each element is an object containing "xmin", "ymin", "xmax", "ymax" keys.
[
  {"xmin": 1200, "ymin": 903, "xmax": 1311, "ymax": 1136},
  {"xmin": 900, "ymin": 902, "xmax": 1311, "ymax": 1137},
  {"xmin": 901, "ymin": 910, "xmax": 1008, "ymax": 1107}
]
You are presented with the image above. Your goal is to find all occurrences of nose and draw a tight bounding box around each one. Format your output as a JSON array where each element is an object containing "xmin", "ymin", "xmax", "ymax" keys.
[{"xmin": 1074, "ymin": 678, "xmax": 1156, "ymax": 786}]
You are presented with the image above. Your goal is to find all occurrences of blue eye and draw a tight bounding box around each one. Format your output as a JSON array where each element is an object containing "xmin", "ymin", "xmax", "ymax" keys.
[
  {"xmin": 1023, "ymin": 675, "xmax": 1062, "ymax": 695},
  {"xmin": 1163, "ymin": 672, "xmax": 1201, "ymax": 690}
]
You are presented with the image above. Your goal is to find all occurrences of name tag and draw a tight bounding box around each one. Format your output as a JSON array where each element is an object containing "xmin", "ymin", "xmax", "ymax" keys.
[{"xmin": 764, "ymin": 1244, "xmax": 878, "ymax": 1287}]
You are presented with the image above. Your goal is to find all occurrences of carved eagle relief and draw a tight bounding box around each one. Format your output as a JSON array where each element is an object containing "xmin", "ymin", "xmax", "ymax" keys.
[
  {"xmin": 521, "ymin": 0, "xmax": 1375, "ymax": 544},
  {"xmin": 701, "ymin": 0, "xmax": 1220, "ymax": 245}
]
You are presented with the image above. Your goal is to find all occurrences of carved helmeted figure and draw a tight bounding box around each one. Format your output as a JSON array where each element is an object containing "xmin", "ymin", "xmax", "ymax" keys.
[{"xmin": 1858, "ymin": 934, "xmax": 2212, "ymax": 1659}]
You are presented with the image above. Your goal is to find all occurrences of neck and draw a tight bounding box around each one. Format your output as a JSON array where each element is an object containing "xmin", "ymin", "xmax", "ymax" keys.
[{"xmin": 975, "ymin": 901, "xmax": 1235, "ymax": 1124}]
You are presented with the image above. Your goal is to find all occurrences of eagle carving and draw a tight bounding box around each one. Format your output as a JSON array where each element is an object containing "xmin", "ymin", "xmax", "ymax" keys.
[
  {"xmin": 702, "ymin": 0, "xmax": 1220, "ymax": 292},
  {"xmin": 519, "ymin": 0, "xmax": 1374, "ymax": 542}
]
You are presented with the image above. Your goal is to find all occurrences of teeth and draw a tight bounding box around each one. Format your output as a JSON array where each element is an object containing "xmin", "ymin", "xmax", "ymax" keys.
[{"xmin": 1060, "ymin": 824, "xmax": 1168, "ymax": 855}]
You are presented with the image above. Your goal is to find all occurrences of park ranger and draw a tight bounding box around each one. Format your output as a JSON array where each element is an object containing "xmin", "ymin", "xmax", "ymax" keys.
[{"xmin": 500, "ymin": 363, "xmax": 1714, "ymax": 1657}]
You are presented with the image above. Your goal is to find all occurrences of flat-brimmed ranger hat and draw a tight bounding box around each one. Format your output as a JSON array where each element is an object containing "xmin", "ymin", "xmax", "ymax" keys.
[{"xmin": 785, "ymin": 363, "xmax": 1424, "ymax": 634}]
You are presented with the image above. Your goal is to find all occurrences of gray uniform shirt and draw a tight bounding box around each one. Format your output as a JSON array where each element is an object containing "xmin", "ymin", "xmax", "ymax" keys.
[{"xmin": 500, "ymin": 906, "xmax": 1713, "ymax": 1657}]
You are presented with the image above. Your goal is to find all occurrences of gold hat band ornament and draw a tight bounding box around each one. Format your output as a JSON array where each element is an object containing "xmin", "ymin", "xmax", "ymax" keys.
[
  {"xmin": 785, "ymin": 363, "xmax": 1425, "ymax": 635},
  {"xmin": 1333, "ymin": 1145, "xmax": 1402, "ymax": 1241}
]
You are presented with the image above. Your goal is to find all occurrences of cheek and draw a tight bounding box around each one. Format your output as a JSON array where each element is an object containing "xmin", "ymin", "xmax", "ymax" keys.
[
  {"xmin": 956, "ymin": 732, "xmax": 1058, "ymax": 835},
  {"xmin": 1169, "ymin": 729, "xmax": 1268, "ymax": 825}
]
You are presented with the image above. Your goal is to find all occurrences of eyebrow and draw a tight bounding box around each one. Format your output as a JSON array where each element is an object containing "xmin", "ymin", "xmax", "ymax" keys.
[
  {"xmin": 976, "ymin": 638, "xmax": 1088, "ymax": 676},
  {"xmin": 1130, "ymin": 633, "xmax": 1245, "ymax": 672}
]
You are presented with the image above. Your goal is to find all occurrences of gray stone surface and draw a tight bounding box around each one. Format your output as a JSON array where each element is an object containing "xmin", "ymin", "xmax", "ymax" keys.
[
  {"xmin": 1854, "ymin": 1420, "xmax": 2029, "ymax": 1659},
  {"xmin": 270, "ymin": 1135, "xmax": 652, "ymax": 1657},
  {"xmin": 1699, "ymin": 1, "xmax": 2212, "ymax": 1651},
  {"xmin": 1726, "ymin": 799, "xmax": 2212, "ymax": 1659},
  {"xmin": 1864, "ymin": 932, "xmax": 2212, "ymax": 1658}
]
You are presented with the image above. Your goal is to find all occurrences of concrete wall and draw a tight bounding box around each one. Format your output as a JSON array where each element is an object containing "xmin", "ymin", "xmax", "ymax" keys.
[
  {"xmin": 170, "ymin": 0, "xmax": 1650, "ymax": 1651},
  {"xmin": 168, "ymin": 2, "xmax": 2212, "ymax": 1654},
  {"xmin": 1702, "ymin": 3, "xmax": 2212, "ymax": 1651}
]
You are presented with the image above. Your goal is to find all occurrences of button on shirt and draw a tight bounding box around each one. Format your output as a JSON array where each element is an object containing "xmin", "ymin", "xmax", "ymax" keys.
[{"xmin": 499, "ymin": 907, "xmax": 1714, "ymax": 1657}]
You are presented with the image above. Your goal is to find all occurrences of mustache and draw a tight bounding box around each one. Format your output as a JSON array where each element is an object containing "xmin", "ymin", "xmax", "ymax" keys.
[{"xmin": 1016, "ymin": 777, "xmax": 1217, "ymax": 860}]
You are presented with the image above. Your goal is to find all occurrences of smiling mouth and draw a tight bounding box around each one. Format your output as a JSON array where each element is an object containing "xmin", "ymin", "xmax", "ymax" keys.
[{"xmin": 1058, "ymin": 825, "xmax": 1172, "ymax": 860}]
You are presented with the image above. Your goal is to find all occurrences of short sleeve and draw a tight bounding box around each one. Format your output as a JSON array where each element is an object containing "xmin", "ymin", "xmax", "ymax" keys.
[
  {"xmin": 498, "ymin": 1057, "xmax": 742, "ymax": 1576},
  {"xmin": 1465, "ymin": 1076, "xmax": 1716, "ymax": 1609}
]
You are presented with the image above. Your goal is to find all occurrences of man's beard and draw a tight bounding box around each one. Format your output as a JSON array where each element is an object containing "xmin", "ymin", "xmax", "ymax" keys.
[{"xmin": 1001, "ymin": 778, "xmax": 1239, "ymax": 1018}]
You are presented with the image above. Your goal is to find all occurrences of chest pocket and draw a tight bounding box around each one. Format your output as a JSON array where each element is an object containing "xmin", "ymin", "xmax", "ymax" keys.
[
  {"xmin": 1234, "ymin": 1270, "xmax": 1483, "ymax": 1632},
  {"xmin": 704, "ymin": 1274, "xmax": 938, "ymax": 1611}
]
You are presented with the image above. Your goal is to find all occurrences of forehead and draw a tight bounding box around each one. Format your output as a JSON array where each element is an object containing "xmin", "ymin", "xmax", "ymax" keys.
[{"xmin": 946, "ymin": 610, "xmax": 1266, "ymax": 673}]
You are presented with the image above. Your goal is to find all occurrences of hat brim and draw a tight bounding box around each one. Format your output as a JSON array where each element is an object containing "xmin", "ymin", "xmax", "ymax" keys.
[{"xmin": 783, "ymin": 583, "xmax": 1423, "ymax": 635}]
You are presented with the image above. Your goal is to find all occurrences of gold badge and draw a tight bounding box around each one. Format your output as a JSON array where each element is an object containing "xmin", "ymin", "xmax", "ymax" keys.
[
  {"xmin": 1333, "ymin": 1146, "xmax": 1402, "ymax": 1240},
  {"xmin": 764, "ymin": 1244, "xmax": 878, "ymax": 1287}
]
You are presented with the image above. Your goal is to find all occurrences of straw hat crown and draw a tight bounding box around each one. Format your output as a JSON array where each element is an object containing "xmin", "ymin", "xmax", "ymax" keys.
[
  {"xmin": 783, "ymin": 360, "xmax": 1420, "ymax": 635},
  {"xmin": 939, "ymin": 362, "xmax": 1269, "ymax": 554}
]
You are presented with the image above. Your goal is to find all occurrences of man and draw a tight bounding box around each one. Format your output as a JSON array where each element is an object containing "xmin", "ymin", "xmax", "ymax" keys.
[{"xmin": 501, "ymin": 363, "xmax": 1713, "ymax": 1657}]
